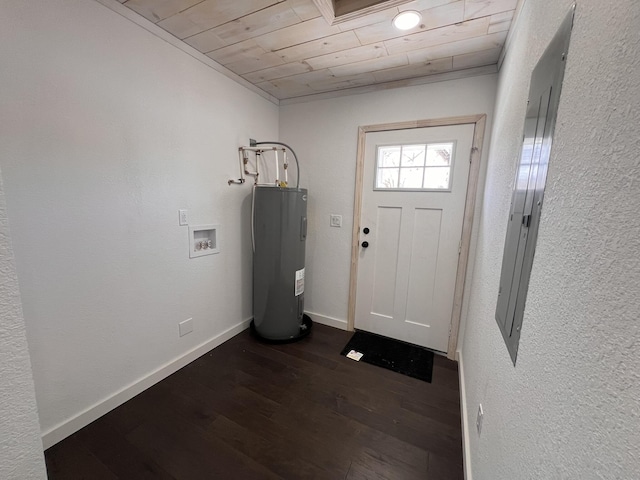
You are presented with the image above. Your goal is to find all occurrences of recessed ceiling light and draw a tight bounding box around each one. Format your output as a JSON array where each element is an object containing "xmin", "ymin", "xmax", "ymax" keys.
[{"xmin": 393, "ymin": 11, "xmax": 421, "ymax": 31}]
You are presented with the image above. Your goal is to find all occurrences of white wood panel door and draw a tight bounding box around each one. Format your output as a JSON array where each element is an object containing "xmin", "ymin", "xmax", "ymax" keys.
[{"xmin": 354, "ymin": 124, "xmax": 474, "ymax": 352}]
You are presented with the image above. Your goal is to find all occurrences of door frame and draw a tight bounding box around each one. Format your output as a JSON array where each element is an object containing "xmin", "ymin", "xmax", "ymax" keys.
[{"xmin": 347, "ymin": 114, "xmax": 487, "ymax": 360}]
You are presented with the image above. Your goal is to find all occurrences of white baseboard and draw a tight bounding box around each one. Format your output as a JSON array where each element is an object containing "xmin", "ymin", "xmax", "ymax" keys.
[
  {"xmin": 456, "ymin": 350, "xmax": 473, "ymax": 480},
  {"xmin": 41, "ymin": 318, "xmax": 251, "ymax": 449},
  {"xmin": 306, "ymin": 311, "xmax": 349, "ymax": 331}
]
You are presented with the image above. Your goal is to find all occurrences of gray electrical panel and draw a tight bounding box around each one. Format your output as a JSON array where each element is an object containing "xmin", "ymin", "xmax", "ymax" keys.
[
  {"xmin": 252, "ymin": 186, "xmax": 310, "ymax": 341},
  {"xmin": 496, "ymin": 5, "xmax": 575, "ymax": 365}
]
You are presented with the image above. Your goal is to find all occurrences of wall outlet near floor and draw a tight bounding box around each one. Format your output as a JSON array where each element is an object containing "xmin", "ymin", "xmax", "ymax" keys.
[
  {"xmin": 476, "ymin": 404, "xmax": 484, "ymax": 435},
  {"xmin": 330, "ymin": 214, "xmax": 342, "ymax": 227},
  {"xmin": 179, "ymin": 318, "xmax": 193, "ymax": 337}
]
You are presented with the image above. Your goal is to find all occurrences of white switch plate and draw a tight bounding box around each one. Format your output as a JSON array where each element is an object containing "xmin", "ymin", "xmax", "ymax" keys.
[
  {"xmin": 178, "ymin": 209, "xmax": 188, "ymax": 226},
  {"xmin": 476, "ymin": 404, "xmax": 484, "ymax": 435},
  {"xmin": 330, "ymin": 214, "xmax": 342, "ymax": 227},
  {"xmin": 179, "ymin": 318, "xmax": 193, "ymax": 337}
]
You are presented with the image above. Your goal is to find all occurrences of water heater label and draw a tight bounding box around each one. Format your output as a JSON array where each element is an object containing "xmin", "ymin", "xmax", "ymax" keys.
[{"xmin": 295, "ymin": 268, "xmax": 305, "ymax": 296}]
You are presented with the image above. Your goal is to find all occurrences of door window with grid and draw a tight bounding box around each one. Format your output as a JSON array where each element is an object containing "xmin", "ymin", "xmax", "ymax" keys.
[{"xmin": 375, "ymin": 142, "xmax": 455, "ymax": 191}]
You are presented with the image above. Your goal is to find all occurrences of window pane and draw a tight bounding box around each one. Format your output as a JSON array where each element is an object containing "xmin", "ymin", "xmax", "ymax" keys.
[
  {"xmin": 426, "ymin": 143, "xmax": 453, "ymax": 166},
  {"xmin": 423, "ymin": 167, "xmax": 450, "ymax": 189},
  {"xmin": 378, "ymin": 146, "xmax": 401, "ymax": 167},
  {"xmin": 376, "ymin": 168, "xmax": 399, "ymax": 188},
  {"xmin": 375, "ymin": 143, "xmax": 454, "ymax": 191},
  {"xmin": 399, "ymin": 167, "xmax": 423, "ymax": 188},
  {"xmin": 401, "ymin": 145, "xmax": 426, "ymax": 167}
]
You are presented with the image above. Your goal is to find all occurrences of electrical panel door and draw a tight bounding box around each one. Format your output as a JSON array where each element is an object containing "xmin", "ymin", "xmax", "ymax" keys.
[{"xmin": 495, "ymin": 5, "xmax": 575, "ymax": 365}]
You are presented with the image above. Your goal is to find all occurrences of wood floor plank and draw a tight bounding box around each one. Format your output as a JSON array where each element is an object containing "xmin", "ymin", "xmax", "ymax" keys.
[
  {"xmin": 45, "ymin": 323, "xmax": 464, "ymax": 479},
  {"xmin": 428, "ymin": 451, "xmax": 464, "ymax": 480},
  {"xmin": 208, "ymin": 414, "xmax": 336, "ymax": 480},
  {"xmin": 75, "ymin": 417, "xmax": 176, "ymax": 480},
  {"xmin": 214, "ymin": 399, "xmax": 352, "ymax": 478},
  {"xmin": 45, "ymin": 435, "xmax": 118, "ymax": 480},
  {"xmin": 126, "ymin": 416, "xmax": 282, "ymax": 480},
  {"xmin": 346, "ymin": 446, "xmax": 428, "ymax": 480}
]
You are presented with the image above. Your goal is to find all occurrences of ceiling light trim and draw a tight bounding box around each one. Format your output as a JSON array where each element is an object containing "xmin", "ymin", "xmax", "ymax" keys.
[{"xmin": 393, "ymin": 11, "xmax": 422, "ymax": 31}]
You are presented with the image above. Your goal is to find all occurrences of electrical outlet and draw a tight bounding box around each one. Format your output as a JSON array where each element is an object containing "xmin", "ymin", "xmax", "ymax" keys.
[
  {"xmin": 330, "ymin": 214, "xmax": 342, "ymax": 227},
  {"xmin": 179, "ymin": 318, "xmax": 193, "ymax": 337},
  {"xmin": 178, "ymin": 209, "xmax": 188, "ymax": 226},
  {"xmin": 476, "ymin": 404, "xmax": 484, "ymax": 435}
]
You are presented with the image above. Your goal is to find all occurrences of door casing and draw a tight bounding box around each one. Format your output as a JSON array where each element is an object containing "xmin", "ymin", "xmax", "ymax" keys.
[{"xmin": 348, "ymin": 115, "xmax": 487, "ymax": 359}]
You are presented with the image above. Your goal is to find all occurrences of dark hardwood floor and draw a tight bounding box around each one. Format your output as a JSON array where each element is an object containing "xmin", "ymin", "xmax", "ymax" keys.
[{"xmin": 45, "ymin": 324, "xmax": 463, "ymax": 479}]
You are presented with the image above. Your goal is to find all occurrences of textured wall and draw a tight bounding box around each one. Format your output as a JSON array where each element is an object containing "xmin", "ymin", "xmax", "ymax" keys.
[
  {"xmin": 461, "ymin": 1, "xmax": 640, "ymax": 478},
  {"xmin": 0, "ymin": 0, "xmax": 278, "ymax": 440},
  {"xmin": 0, "ymin": 169, "xmax": 46, "ymax": 478},
  {"xmin": 279, "ymin": 75, "xmax": 497, "ymax": 336}
]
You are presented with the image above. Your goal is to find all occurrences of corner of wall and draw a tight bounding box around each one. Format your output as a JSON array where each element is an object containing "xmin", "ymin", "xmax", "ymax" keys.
[{"xmin": 0, "ymin": 168, "xmax": 47, "ymax": 478}]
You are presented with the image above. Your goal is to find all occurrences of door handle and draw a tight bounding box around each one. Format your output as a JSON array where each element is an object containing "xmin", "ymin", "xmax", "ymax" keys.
[
  {"xmin": 361, "ymin": 241, "xmax": 369, "ymax": 248},
  {"xmin": 363, "ymin": 227, "xmax": 370, "ymax": 234}
]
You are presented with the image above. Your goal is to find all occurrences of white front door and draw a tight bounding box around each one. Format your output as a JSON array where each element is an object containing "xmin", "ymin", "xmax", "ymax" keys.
[{"xmin": 354, "ymin": 124, "xmax": 474, "ymax": 352}]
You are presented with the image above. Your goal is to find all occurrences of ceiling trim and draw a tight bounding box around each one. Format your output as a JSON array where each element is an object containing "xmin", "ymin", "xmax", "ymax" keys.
[
  {"xmin": 278, "ymin": 64, "xmax": 498, "ymax": 105},
  {"xmin": 92, "ymin": 0, "xmax": 280, "ymax": 106},
  {"xmin": 313, "ymin": 0, "xmax": 413, "ymax": 25},
  {"xmin": 311, "ymin": 0, "xmax": 336, "ymax": 24}
]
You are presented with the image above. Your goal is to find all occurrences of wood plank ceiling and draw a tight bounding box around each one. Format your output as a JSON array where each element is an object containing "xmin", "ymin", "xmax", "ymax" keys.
[{"xmin": 118, "ymin": 0, "xmax": 517, "ymax": 100}]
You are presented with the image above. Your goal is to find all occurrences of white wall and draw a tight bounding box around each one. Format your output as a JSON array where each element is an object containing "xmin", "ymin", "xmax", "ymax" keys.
[
  {"xmin": 461, "ymin": 1, "xmax": 640, "ymax": 478},
  {"xmin": 0, "ymin": 0, "xmax": 278, "ymax": 446},
  {"xmin": 0, "ymin": 169, "xmax": 47, "ymax": 480},
  {"xmin": 279, "ymin": 75, "xmax": 497, "ymax": 335}
]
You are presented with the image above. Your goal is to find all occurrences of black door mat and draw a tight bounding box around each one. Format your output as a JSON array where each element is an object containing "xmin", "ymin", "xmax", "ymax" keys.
[{"xmin": 340, "ymin": 330, "xmax": 434, "ymax": 383}]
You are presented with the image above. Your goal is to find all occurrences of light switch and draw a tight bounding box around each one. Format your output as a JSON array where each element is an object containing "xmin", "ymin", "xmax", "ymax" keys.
[
  {"xmin": 179, "ymin": 209, "xmax": 188, "ymax": 226},
  {"xmin": 330, "ymin": 214, "xmax": 342, "ymax": 227}
]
